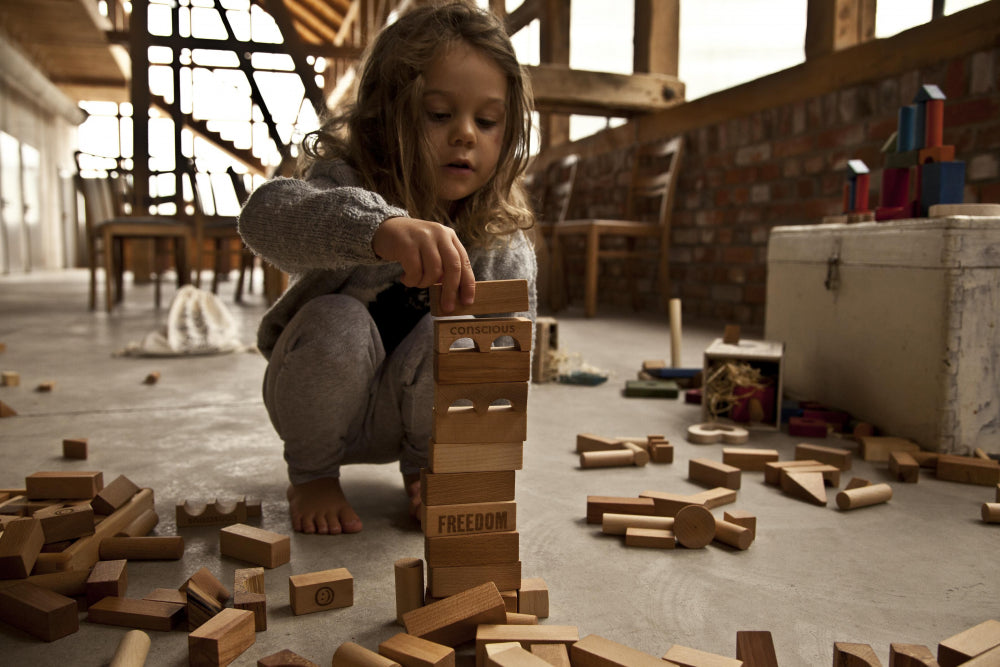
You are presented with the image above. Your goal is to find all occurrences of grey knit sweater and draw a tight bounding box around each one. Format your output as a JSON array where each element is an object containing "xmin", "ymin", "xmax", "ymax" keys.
[{"xmin": 238, "ymin": 159, "xmax": 538, "ymax": 358}]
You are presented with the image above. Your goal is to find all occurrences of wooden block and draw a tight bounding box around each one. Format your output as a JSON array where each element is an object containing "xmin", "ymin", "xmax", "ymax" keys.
[
  {"xmin": 99, "ymin": 536, "xmax": 185, "ymax": 560},
  {"xmin": 532, "ymin": 317, "xmax": 559, "ymax": 384},
  {"xmin": 423, "ymin": 501, "xmax": 516, "ymax": 537},
  {"xmin": 834, "ymin": 642, "xmax": 882, "ymax": 666},
  {"xmin": 764, "ymin": 460, "xmax": 835, "ymax": 486},
  {"xmin": 983, "ymin": 503, "xmax": 1000, "ymax": 523},
  {"xmin": 673, "ymin": 505, "xmax": 715, "ymax": 549},
  {"xmin": 888, "ymin": 643, "xmax": 938, "ymax": 667},
  {"xmin": 714, "ymin": 519, "xmax": 752, "ymax": 550},
  {"xmin": 430, "ymin": 279, "xmax": 529, "ymax": 317},
  {"xmin": 62, "ymin": 438, "xmax": 88, "ymax": 460},
  {"xmin": 143, "ymin": 371, "xmax": 160, "ymax": 385},
  {"xmin": 91, "ymin": 475, "xmax": 140, "ymax": 515},
  {"xmin": 795, "ymin": 443, "xmax": 852, "ymax": 470},
  {"xmin": 531, "ymin": 643, "xmax": 571, "ymax": 667},
  {"xmin": 35, "ymin": 381, "xmax": 55, "ymax": 392},
  {"xmin": 86, "ymin": 558, "xmax": 128, "ymax": 607},
  {"xmin": 258, "ymin": 649, "xmax": 320, "ymax": 667},
  {"xmin": 736, "ymin": 630, "xmax": 779, "ymax": 667},
  {"xmin": 651, "ymin": 442, "xmax": 675, "ymax": 463},
  {"xmin": 435, "ymin": 317, "xmax": 532, "ymax": 355},
  {"xmin": 429, "ymin": 442, "xmax": 523, "ymax": 474},
  {"xmin": 181, "ymin": 567, "xmax": 231, "ymax": 605},
  {"xmin": 394, "ymin": 557, "xmax": 424, "ymax": 624},
  {"xmin": 0, "ymin": 568, "xmax": 90, "ymax": 599},
  {"xmin": 857, "ymin": 436, "xmax": 920, "ymax": 462},
  {"xmin": 184, "ymin": 578, "xmax": 227, "ymax": 631},
  {"xmin": 686, "ymin": 423, "xmax": 749, "ymax": 444},
  {"xmin": 788, "ymin": 417, "xmax": 828, "ymax": 438},
  {"xmin": 723, "ymin": 510, "xmax": 756, "ymax": 540},
  {"xmin": 624, "ymin": 527, "xmax": 675, "ymax": 548},
  {"xmin": 25, "ymin": 471, "xmax": 103, "ymax": 500},
  {"xmin": 289, "ymin": 567, "xmax": 353, "ymax": 615},
  {"xmin": 505, "ymin": 612, "xmax": 536, "ymax": 625},
  {"xmin": 119, "ymin": 507, "xmax": 160, "ymax": 538},
  {"xmin": 378, "ymin": 632, "xmax": 455, "ymax": 667},
  {"xmin": 780, "ymin": 463, "xmax": 841, "ymax": 488},
  {"xmin": 622, "ymin": 442, "xmax": 649, "ymax": 466},
  {"xmin": 176, "ymin": 498, "xmax": 250, "ymax": 527},
  {"xmin": 845, "ymin": 477, "xmax": 872, "ymax": 490},
  {"xmin": 936, "ymin": 454, "xmax": 1000, "ymax": 486},
  {"xmin": 110, "ymin": 628, "xmax": 151, "ymax": 667},
  {"xmin": 426, "ymin": 532, "xmax": 519, "ymax": 568},
  {"xmin": 0, "ymin": 581, "xmax": 78, "ymax": 641},
  {"xmin": 1, "ymin": 371, "xmax": 19, "ymax": 386},
  {"xmin": 517, "ymin": 577, "xmax": 548, "ymax": 618},
  {"xmin": 435, "ymin": 348, "xmax": 531, "ymax": 385},
  {"xmin": 937, "ymin": 619, "xmax": 1000, "ymax": 667},
  {"xmin": 421, "ymin": 470, "xmax": 515, "ymax": 506},
  {"xmin": 570, "ymin": 633, "xmax": 666, "ymax": 666},
  {"xmin": 637, "ymin": 491, "xmax": 699, "ymax": 517},
  {"xmin": 722, "ymin": 448, "xmax": 779, "ymax": 471},
  {"xmin": 690, "ymin": 487, "xmax": 738, "ymax": 509},
  {"xmin": 782, "ymin": 471, "xmax": 828, "ymax": 506},
  {"xmin": 87, "ymin": 596, "xmax": 185, "ymax": 631},
  {"xmin": 0, "ymin": 517, "xmax": 44, "ymax": 578},
  {"xmin": 576, "ymin": 434, "xmax": 625, "ymax": 453},
  {"xmin": 33, "ymin": 501, "xmax": 95, "ymax": 543},
  {"xmin": 579, "ymin": 450, "xmax": 636, "ymax": 468},
  {"xmin": 433, "ymin": 394, "xmax": 528, "ymax": 444},
  {"xmin": 427, "ymin": 561, "xmax": 521, "ymax": 598},
  {"xmin": 911, "ymin": 452, "xmax": 940, "ymax": 469},
  {"xmin": 401, "ymin": 581, "xmax": 507, "ymax": 647},
  {"xmin": 602, "ymin": 513, "xmax": 674, "ymax": 536},
  {"xmin": 0, "ymin": 400, "xmax": 18, "ymax": 417},
  {"xmin": 586, "ymin": 496, "xmax": 655, "ymax": 524},
  {"xmin": 476, "ymin": 624, "xmax": 579, "ymax": 667},
  {"xmin": 332, "ymin": 641, "xmax": 400, "ymax": 666},
  {"xmin": 219, "ymin": 523, "xmax": 290, "ymax": 568},
  {"xmin": 143, "ymin": 588, "xmax": 187, "ymax": 605},
  {"xmin": 889, "ymin": 451, "xmax": 921, "ymax": 483},
  {"xmin": 973, "ymin": 448, "xmax": 991, "ymax": 461},
  {"xmin": 662, "ymin": 644, "xmax": 743, "ymax": 666},
  {"xmin": 962, "ymin": 645, "xmax": 1000, "ymax": 666},
  {"xmin": 485, "ymin": 642, "xmax": 550, "ymax": 666},
  {"xmin": 689, "ymin": 458, "xmax": 741, "ymax": 490},
  {"xmin": 189, "ymin": 608, "xmax": 255, "ymax": 667},
  {"xmin": 234, "ymin": 567, "xmax": 266, "ymax": 631},
  {"xmin": 836, "ymin": 483, "xmax": 893, "ymax": 510},
  {"xmin": 501, "ymin": 589, "xmax": 518, "ymax": 612},
  {"xmin": 623, "ymin": 379, "xmax": 680, "ymax": 398}
]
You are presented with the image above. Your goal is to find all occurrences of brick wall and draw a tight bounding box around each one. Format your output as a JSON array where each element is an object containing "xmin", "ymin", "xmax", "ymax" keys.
[{"xmin": 550, "ymin": 46, "xmax": 1000, "ymax": 325}]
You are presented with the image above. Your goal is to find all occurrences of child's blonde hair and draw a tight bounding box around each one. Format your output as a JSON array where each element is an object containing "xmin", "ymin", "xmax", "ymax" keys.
[{"xmin": 302, "ymin": 0, "xmax": 535, "ymax": 247}]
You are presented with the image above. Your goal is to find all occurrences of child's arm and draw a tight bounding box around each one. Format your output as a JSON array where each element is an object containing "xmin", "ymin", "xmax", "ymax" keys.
[{"xmin": 371, "ymin": 217, "xmax": 476, "ymax": 314}]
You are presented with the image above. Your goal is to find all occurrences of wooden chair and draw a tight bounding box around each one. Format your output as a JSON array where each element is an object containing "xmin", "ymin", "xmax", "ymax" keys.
[
  {"xmin": 76, "ymin": 171, "xmax": 192, "ymax": 313},
  {"xmin": 536, "ymin": 153, "xmax": 579, "ymax": 238},
  {"xmin": 549, "ymin": 136, "xmax": 683, "ymax": 318}
]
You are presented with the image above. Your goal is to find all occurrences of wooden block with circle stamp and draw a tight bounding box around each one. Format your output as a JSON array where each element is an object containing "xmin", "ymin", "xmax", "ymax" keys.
[
  {"xmin": 687, "ymin": 423, "xmax": 749, "ymax": 445},
  {"xmin": 288, "ymin": 567, "xmax": 353, "ymax": 615}
]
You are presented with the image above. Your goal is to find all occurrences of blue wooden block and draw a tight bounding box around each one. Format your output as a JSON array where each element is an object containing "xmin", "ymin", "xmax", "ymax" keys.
[
  {"xmin": 919, "ymin": 161, "xmax": 965, "ymax": 216},
  {"xmin": 897, "ymin": 105, "xmax": 918, "ymax": 152}
]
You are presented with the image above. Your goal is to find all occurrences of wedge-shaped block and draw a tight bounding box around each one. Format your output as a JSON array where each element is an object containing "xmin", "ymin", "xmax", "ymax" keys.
[
  {"xmin": 833, "ymin": 642, "xmax": 882, "ymax": 666},
  {"xmin": 258, "ymin": 649, "xmax": 319, "ymax": 667},
  {"xmin": 571, "ymin": 633, "xmax": 667, "ymax": 667},
  {"xmin": 428, "ymin": 561, "xmax": 522, "ymax": 598},
  {"xmin": 25, "ymin": 471, "xmax": 103, "ymax": 500},
  {"xmin": 429, "ymin": 442, "xmax": 523, "ymax": 474},
  {"xmin": 402, "ymin": 581, "xmax": 507, "ymax": 647},
  {"xmin": 289, "ymin": 567, "xmax": 353, "ymax": 616},
  {"xmin": 0, "ymin": 581, "xmax": 78, "ymax": 641},
  {"xmin": 781, "ymin": 471, "xmax": 828, "ymax": 506},
  {"xmin": 188, "ymin": 608, "xmax": 255, "ymax": 667},
  {"xmin": 435, "ymin": 317, "xmax": 533, "ymax": 355},
  {"xmin": 426, "ymin": 532, "xmax": 519, "ymax": 568},
  {"xmin": 91, "ymin": 475, "xmax": 140, "ymax": 515},
  {"xmin": 86, "ymin": 558, "xmax": 128, "ymax": 606},
  {"xmin": 219, "ymin": 523, "xmax": 290, "ymax": 568},
  {"xmin": 424, "ymin": 501, "xmax": 516, "ymax": 538},
  {"xmin": 889, "ymin": 643, "xmax": 937, "ymax": 667},
  {"xmin": 765, "ymin": 460, "xmax": 840, "ymax": 487},
  {"xmin": 0, "ymin": 517, "xmax": 44, "ymax": 579},
  {"xmin": 87, "ymin": 597, "xmax": 185, "ymax": 631},
  {"xmin": 532, "ymin": 644, "xmax": 570, "ymax": 666},
  {"xmin": 421, "ymin": 470, "xmax": 516, "ymax": 506},
  {"xmin": 430, "ymin": 279, "xmax": 529, "ymax": 317},
  {"xmin": 379, "ymin": 632, "xmax": 455, "ymax": 667},
  {"xmin": 476, "ymin": 625, "xmax": 579, "ymax": 667}
]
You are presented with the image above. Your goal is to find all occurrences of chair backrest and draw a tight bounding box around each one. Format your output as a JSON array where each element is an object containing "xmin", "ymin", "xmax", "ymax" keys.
[
  {"xmin": 626, "ymin": 136, "xmax": 684, "ymax": 227},
  {"xmin": 75, "ymin": 174, "xmax": 118, "ymax": 235}
]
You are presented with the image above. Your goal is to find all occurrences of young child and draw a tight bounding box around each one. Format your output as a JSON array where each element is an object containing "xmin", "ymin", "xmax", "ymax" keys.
[{"xmin": 238, "ymin": 1, "xmax": 537, "ymax": 535}]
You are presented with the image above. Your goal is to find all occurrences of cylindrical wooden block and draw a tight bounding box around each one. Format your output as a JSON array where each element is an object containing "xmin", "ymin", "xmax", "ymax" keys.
[
  {"xmin": 109, "ymin": 629, "xmax": 150, "ymax": 667},
  {"xmin": 669, "ymin": 298, "xmax": 682, "ymax": 367},
  {"xmin": 579, "ymin": 449, "xmax": 634, "ymax": 468},
  {"xmin": 714, "ymin": 519, "xmax": 753, "ymax": 550},
  {"xmin": 602, "ymin": 513, "xmax": 674, "ymax": 536},
  {"xmin": 99, "ymin": 536, "xmax": 185, "ymax": 560},
  {"xmin": 836, "ymin": 483, "xmax": 893, "ymax": 510},
  {"xmin": 673, "ymin": 505, "xmax": 715, "ymax": 549},
  {"xmin": 982, "ymin": 503, "xmax": 1000, "ymax": 523},
  {"xmin": 332, "ymin": 641, "xmax": 400, "ymax": 666},
  {"xmin": 394, "ymin": 557, "xmax": 424, "ymax": 625},
  {"xmin": 118, "ymin": 508, "xmax": 160, "ymax": 537},
  {"xmin": 622, "ymin": 442, "xmax": 649, "ymax": 466}
]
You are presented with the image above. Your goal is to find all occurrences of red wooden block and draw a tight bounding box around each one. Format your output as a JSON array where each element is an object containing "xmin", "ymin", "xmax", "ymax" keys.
[{"xmin": 788, "ymin": 417, "xmax": 828, "ymax": 438}]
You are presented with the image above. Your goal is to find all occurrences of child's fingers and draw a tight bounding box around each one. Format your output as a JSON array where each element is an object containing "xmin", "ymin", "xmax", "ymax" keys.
[{"xmin": 455, "ymin": 237, "xmax": 476, "ymax": 306}]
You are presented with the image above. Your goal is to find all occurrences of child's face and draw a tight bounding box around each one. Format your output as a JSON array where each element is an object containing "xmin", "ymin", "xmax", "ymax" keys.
[{"xmin": 422, "ymin": 41, "xmax": 508, "ymax": 207}]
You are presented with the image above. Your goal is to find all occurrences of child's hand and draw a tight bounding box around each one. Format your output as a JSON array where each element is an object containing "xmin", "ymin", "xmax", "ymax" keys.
[{"xmin": 373, "ymin": 217, "xmax": 476, "ymax": 313}]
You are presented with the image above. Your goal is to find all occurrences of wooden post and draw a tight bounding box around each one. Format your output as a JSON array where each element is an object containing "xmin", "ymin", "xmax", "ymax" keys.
[
  {"xmin": 633, "ymin": 0, "xmax": 679, "ymax": 78},
  {"xmin": 805, "ymin": 0, "xmax": 877, "ymax": 59},
  {"xmin": 539, "ymin": 0, "xmax": 570, "ymax": 150}
]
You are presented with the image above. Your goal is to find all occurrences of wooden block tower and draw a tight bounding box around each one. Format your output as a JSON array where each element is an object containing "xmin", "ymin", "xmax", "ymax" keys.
[{"xmin": 423, "ymin": 279, "xmax": 531, "ymax": 600}]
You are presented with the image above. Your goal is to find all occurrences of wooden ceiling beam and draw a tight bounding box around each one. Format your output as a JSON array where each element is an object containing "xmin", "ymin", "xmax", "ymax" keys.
[
  {"xmin": 528, "ymin": 64, "xmax": 685, "ymax": 118},
  {"xmin": 283, "ymin": 0, "xmax": 342, "ymax": 43},
  {"xmin": 505, "ymin": 0, "xmax": 541, "ymax": 35},
  {"xmin": 285, "ymin": 0, "xmax": 344, "ymax": 31}
]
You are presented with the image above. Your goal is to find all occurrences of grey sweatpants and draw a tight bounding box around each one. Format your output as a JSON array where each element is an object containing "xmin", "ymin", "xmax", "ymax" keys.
[{"xmin": 262, "ymin": 294, "xmax": 434, "ymax": 484}]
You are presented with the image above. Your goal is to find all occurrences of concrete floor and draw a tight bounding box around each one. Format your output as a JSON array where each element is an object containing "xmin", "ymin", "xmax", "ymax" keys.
[{"xmin": 0, "ymin": 270, "xmax": 997, "ymax": 666}]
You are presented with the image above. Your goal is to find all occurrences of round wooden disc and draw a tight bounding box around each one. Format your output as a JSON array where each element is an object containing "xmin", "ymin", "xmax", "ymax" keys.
[{"xmin": 673, "ymin": 505, "xmax": 715, "ymax": 549}]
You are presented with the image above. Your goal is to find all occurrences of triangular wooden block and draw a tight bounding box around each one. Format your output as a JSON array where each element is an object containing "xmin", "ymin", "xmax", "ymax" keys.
[
  {"xmin": 888, "ymin": 643, "xmax": 937, "ymax": 667},
  {"xmin": 0, "ymin": 401, "xmax": 17, "ymax": 417},
  {"xmin": 782, "ymin": 471, "xmax": 827, "ymax": 506},
  {"xmin": 833, "ymin": 642, "xmax": 882, "ymax": 666}
]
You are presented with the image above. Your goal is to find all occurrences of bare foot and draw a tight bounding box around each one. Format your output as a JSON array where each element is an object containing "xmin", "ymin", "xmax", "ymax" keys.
[
  {"xmin": 403, "ymin": 472, "xmax": 422, "ymax": 520},
  {"xmin": 287, "ymin": 478, "xmax": 363, "ymax": 535}
]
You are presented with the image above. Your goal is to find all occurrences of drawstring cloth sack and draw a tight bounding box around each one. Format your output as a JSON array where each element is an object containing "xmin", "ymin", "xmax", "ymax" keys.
[{"xmin": 119, "ymin": 285, "xmax": 246, "ymax": 356}]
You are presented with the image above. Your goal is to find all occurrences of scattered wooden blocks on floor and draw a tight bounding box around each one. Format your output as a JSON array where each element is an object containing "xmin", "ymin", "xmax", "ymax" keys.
[
  {"xmin": 109, "ymin": 628, "xmax": 150, "ymax": 667},
  {"xmin": 689, "ymin": 458, "xmax": 741, "ymax": 490},
  {"xmin": 402, "ymin": 582, "xmax": 507, "ymax": 647},
  {"xmin": 0, "ymin": 581, "xmax": 79, "ymax": 641},
  {"xmin": 531, "ymin": 643, "xmax": 571, "ymax": 666},
  {"xmin": 0, "ymin": 517, "xmax": 44, "ymax": 579},
  {"xmin": 602, "ymin": 513, "xmax": 674, "ymax": 536},
  {"xmin": 765, "ymin": 460, "xmax": 840, "ymax": 487},
  {"xmin": 35, "ymin": 381, "xmax": 55, "ymax": 392},
  {"xmin": 736, "ymin": 630, "xmax": 779, "ymax": 667},
  {"xmin": 836, "ymin": 483, "xmax": 893, "ymax": 510},
  {"xmin": 476, "ymin": 624, "xmax": 579, "ymax": 667},
  {"xmin": 888, "ymin": 643, "xmax": 937, "ymax": 667},
  {"xmin": 517, "ymin": 577, "xmax": 548, "ymax": 619},
  {"xmin": 188, "ymin": 607, "xmax": 255, "ymax": 667},
  {"xmin": 781, "ymin": 471, "xmax": 828, "ymax": 506},
  {"xmin": 686, "ymin": 423, "xmax": 749, "ymax": 445},
  {"xmin": 857, "ymin": 436, "xmax": 920, "ymax": 463},
  {"xmin": 889, "ymin": 451, "xmax": 921, "ymax": 483},
  {"xmin": 34, "ymin": 501, "xmax": 95, "ymax": 543},
  {"xmin": 579, "ymin": 449, "xmax": 639, "ymax": 469},
  {"xmin": 25, "ymin": 471, "xmax": 103, "ymax": 500},
  {"xmin": 795, "ymin": 443, "xmax": 852, "ymax": 470},
  {"xmin": 1, "ymin": 371, "xmax": 19, "ymax": 386},
  {"xmin": 99, "ymin": 536, "xmax": 185, "ymax": 560},
  {"xmin": 575, "ymin": 434, "xmax": 624, "ymax": 453},
  {"xmin": 570, "ymin": 633, "xmax": 666, "ymax": 666},
  {"xmin": 86, "ymin": 596, "xmax": 186, "ymax": 631},
  {"xmin": 673, "ymin": 505, "xmax": 716, "ymax": 549},
  {"xmin": 625, "ymin": 527, "xmax": 676, "ymax": 549},
  {"xmin": 649, "ymin": 439, "xmax": 674, "ymax": 463},
  {"xmin": 0, "ymin": 400, "xmax": 18, "ymax": 417},
  {"xmin": 219, "ymin": 524, "xmax": 290, "ymax": 568},
  {"xmin": 937, "ymin": 619, "xmax": 1000, "ymax": 667},
  {"xmin": 257, "ymin": 649, "xmax": 320, "ymax": 667},
  {"xmin": 176, "ymin": 498, "xmax": 250, "ymax": 527},
  {"xmin": 484, "ymin": 641, "xmax": 550, "ymax": 666},
  {"xmin": 378, "ymin": 632, "xmax": 455, "ymax": 667},
  {"xmin": 143, "ymin": 371, "xmax": 160, "ymax": 385},
  {"xmin": 982, "ymin": 503, "xmax": 1000, "ymax": 523},
  {"xmin": 788, "ymin": 417, "xmax": 828, "ymax": 438},
  {"xmin": 662, "ymin": 643, "xmax": 743, "ymax": 666},
  {"xmin": 722, "ymin": 448, "xmax": 779, "ymax": 471},
  {"xmin": 714, "ymin": 518, "xmax": 753, "ymax": 550},
  {"xmin": 86, "ymin": 558, "xmax": 128, "ymax": 607},
  {"xmin": 586, "ymin": 496, "xmax": 655, "ymax": 524},
  {"xmin": 91, "ymin": 475, "xmax": 140, "ymax": 515},
  {"xmin": 935, "ymin": 455, "xmax": 1000, "ymax": 486},
  {"xmin": 62, "ymin": 438, "xmax": 88, "ymax": 460},
  {"xmin": 234, "ymin": 567, "xmax": 266, "ymax": 631},
  {"xmin": 394, "ymin": 557, "xmax": 424, "ymax": 624},
  {"xmin": 289, "ymin": 567, "xmax": 353, "ymax": 615},
  {"xmin": 833, "ymin": 641, "xmax": 882, "ymax": 666}
]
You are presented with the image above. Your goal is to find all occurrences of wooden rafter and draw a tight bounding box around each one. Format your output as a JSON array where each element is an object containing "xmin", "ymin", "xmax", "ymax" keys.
[{"xmin": 528, "ymin": 65, "xmax": 685, "ymax": 117}]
